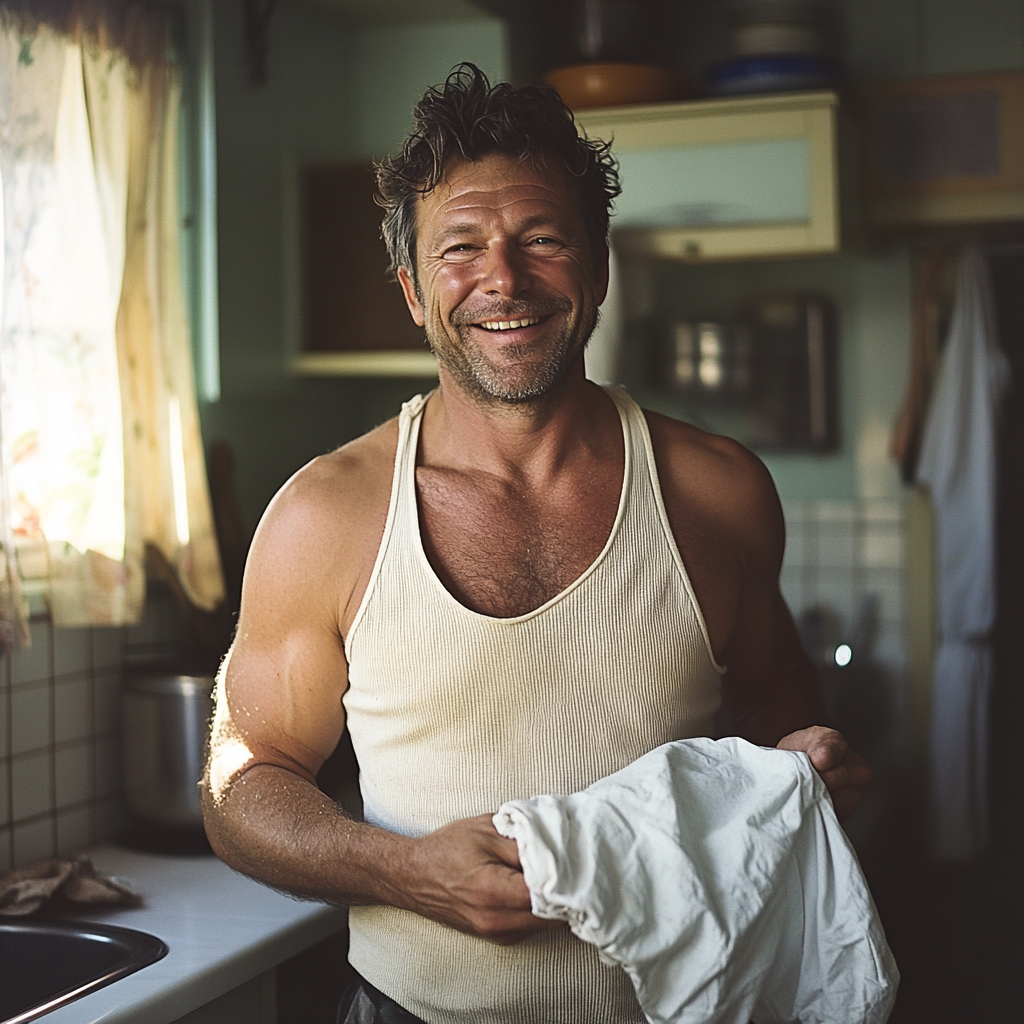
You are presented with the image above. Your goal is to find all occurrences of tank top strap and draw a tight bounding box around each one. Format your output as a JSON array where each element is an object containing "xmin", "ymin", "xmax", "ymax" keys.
[
  {"xmin": 344, "ymin": 393, "xmax": 428, "ymax": 652},
  {"xmin": 605, "ymin": 385, "xmax": 726, "ymax": 675}
]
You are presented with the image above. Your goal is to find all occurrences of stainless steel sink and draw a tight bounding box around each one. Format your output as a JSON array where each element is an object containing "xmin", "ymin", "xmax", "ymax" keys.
[{"xmin": 0, "ymin": 918, "xmax": 167, "ymax": 1023}]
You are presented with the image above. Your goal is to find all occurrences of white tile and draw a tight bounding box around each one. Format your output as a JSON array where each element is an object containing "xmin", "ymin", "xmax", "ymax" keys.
[
  {"xmin": 781, "ymin": 501, "xmax": 808, "ymax": 526},
  {"xmin": 94, "ymin": 796, "xmax": 128, "ymax": 843},
  {"xmin": 12, "ymin": 751, "xmax": 52, "ymax": 821},
  {"xmin": 817, "ymin": 526, "xmax": 856, "ymax": 568},
  {"xmin": 862, "ymin": 500, "xmax": 902, "ymax": 525},
  {"xmin": 11, "ymin": 683, "xmax": 51, "ymax": 755},
  {"xmin": 10, "ymin": 619, "xmax": 50, "ymax": 685},
  {"xmin": 782, "ymin": 521, "xmax": 804, "ymax": 569},
  {"xmin": 861, "ymin": 528, "xmax": 904, "ymax": 569},
  {"xmin": 56, "ymin": 805, "xmax": 93, "ymax": 855},
  {"xmin": 0, "ymin": 685, "xmax": 8, "ymax": 759},
  {"xmin": 813, "ymin": 500, "xmax": 857, "ymax": 524},
  {"xmin": 55, "ymin": 677, "xmax": 93, "ymax": 743},
  {"xmin": 0, "ymin": 828, "xmax": 11, "ymax": 872},
  {"xmin": 812, "ymin": 578, "xmax": 857, "ymax": 636},
  {"xmin": 779, "ymin": 569, "xmax": 802, "ymax": 615},
  {"xmin": 55, "ymin": 743, "xmax": 93, "ymax": 808},
  {"xmin": 53, "ymin": 626, "xmax": 91, "ymax": 678},
  {"xmin": 94, "ymin": 672, "xmax": 122, "ymax": 735},
  {"xmin": 13, "ymin": 817, "xmax": 54, "ymax": 868},
  {"xmin": 0, "ymin": 761, "xmax": 9, "ymax": 826},
  {"xmin": 95, "ymin": 736, "xmax": 122, "ymax": 799},
  {"xmin": 92, "ymin": 626, "xmax": 126, "ymax": 672},
  {"xmin": 126, "ymin": 596, "xmax": 165, "ymax": 645}
]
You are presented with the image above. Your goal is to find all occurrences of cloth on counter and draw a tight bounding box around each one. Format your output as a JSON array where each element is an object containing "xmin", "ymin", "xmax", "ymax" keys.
[
  {"xmin": 494, "ymin": 736, "xmax": 898, "ymax": 1024},
  {"xmin": 0, "ymin": 856, "xmax": 141, "ymax": 916},
  {"xmin": 915, "ymin": 243, "xmax": 1011, "ymax": 861}
]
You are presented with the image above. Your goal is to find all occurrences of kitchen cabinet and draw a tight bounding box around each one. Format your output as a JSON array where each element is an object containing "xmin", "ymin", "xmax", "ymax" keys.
[
  {"xmin": 288, "ymin": 162, "xmax": 438, "ymax": 379},
  {"xmin": 862, "ymin": 72, "xmax": 1024, "ymax": 227},
  {"xmin": 577, "ymin": 90, "xmax": 840, "ymax": 261}
]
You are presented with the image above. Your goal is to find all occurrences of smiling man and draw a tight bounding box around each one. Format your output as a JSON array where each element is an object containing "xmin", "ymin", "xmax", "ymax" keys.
[{"xmin": 202, "ymin": 65, "xmax": 871, "ymax": 1024}]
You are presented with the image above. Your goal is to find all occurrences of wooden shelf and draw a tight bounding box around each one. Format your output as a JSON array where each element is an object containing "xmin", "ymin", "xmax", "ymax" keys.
[{"xmin": 292, "ymin": 351, "xmax": 438, "ymax": 377}]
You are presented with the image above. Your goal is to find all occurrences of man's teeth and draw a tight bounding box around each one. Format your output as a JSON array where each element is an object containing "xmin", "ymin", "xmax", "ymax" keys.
[{"xmin": 479, "ymin": 317, "xmax": 541, "ymax": 331}]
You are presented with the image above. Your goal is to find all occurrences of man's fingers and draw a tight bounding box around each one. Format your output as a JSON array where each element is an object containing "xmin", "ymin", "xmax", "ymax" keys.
[
  {"xmin": 817, "ymin": 749, "xmax": 873, "ymax": 792},
  {"xmin": 777, "ymin": 726, "xmax": 873, "ymax": 822}
]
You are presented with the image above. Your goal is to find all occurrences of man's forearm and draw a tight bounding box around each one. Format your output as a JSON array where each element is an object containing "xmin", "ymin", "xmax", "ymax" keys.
[
  {"xmin": 202, "ymin": 763, "xmax": 554, "ymax": 944},
  {"xmin": 201, "ymin": 762, "xmax": 412, "ymax": 907}
]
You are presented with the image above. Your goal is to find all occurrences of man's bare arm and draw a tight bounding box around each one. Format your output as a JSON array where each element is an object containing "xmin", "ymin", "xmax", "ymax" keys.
[
  {"xmin": 647, "ymin": 413, "xmax": 872, "ymax": 816},
  {"xmin": 201, "ymin": 446, "xmax": 555, "ymax": 943}
]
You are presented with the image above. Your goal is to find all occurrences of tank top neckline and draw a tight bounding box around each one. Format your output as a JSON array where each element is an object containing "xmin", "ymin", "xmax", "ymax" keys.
[{"xmin": 402, "ymin": 387, "xmax": 633, "ymax": 626}]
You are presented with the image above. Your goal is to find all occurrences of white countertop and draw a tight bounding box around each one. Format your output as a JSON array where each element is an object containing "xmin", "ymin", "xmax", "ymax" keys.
[{"xmin": 39, "ymin": 845, "xmax": 348, "ymax": 1024}]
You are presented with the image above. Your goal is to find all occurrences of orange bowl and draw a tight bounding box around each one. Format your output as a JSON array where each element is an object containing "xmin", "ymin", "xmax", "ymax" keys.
[{"xmin": 544, "ymin": 62, "xmax": 691, "ymax": 110}]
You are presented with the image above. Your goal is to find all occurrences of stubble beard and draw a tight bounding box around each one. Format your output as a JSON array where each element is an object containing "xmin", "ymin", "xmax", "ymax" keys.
[{"xmin": 424, "ymin": 299, "xmax": 597, "ymax": 407}]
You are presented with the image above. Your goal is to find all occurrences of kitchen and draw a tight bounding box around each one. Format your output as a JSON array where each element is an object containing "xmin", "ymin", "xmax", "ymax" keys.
[{"xmin": 1, "ymin": 0, "xmax": 1022, "ymax": 1021}]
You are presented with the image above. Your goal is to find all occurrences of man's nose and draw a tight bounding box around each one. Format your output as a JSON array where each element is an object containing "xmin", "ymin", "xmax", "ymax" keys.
[{"xmin": 479, "ymin": 241, "xmax": 527, "ymax": 298}]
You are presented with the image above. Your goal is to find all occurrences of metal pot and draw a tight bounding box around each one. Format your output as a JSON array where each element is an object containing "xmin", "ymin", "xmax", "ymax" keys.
[{"xmin": 122, "ymin": 672, "xmax": 215, "ymax": 832}]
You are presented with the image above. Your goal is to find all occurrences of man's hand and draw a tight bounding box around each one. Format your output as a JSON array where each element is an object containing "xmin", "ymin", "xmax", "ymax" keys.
[
  {"xmin": 399, "ymin": 814, "xmax": 562, "ymax": 946},
  {"xmin": 777, "ymin": 726, "xmax": 872, "ymax": 820}
]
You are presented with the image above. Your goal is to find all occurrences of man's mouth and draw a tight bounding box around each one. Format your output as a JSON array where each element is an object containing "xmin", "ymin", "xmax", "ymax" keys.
[{"xmin": 476, "ymin": 316, "xmax": 543, "ymax": 332}]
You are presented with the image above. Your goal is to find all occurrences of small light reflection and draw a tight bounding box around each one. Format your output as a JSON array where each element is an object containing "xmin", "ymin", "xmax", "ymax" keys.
[{"xmin": 834, "ymin": 644, "xmax": 852, "ymax": 667}]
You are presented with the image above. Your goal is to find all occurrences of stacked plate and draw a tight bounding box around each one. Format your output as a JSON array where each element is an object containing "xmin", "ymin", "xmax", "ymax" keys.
[{"xmin": 708, "ymin": 0, "xmax": 843, "ymax": 96}]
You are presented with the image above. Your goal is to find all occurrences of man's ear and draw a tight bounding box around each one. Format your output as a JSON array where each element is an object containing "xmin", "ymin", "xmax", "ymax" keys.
[{"xmin": 397, "ymin": 266, "xmax": 425, "ymax": 327}]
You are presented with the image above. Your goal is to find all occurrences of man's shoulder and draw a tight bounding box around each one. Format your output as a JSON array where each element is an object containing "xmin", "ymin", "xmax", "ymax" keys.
[
  {"xmin": 643, "ymin": 409, "xmax": 773, "ymax": 496},
  {"xmin": 642, "ymin": 408, "xmax": 784, "ymax": 566},
  {"xmin": 254, "ymin": 417, "xmax": 400, "ymax": 554}
]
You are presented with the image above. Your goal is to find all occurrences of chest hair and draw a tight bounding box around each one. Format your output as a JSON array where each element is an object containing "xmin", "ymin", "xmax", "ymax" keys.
[{"xmin": 416, "ymin": 466, "xmax": 618, "ymax": 618}]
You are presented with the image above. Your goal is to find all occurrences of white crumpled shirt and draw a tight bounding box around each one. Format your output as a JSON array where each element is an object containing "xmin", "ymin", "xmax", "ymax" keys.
[{"xmin": 494, "ymin": 737, "xmax": 898, "ymax": 1024}]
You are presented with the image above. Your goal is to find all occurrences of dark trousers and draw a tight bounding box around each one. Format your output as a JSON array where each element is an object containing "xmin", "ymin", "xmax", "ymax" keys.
[{"xmin": 337, "ymin": 976, "xmax": 429, "ymax": 1024}]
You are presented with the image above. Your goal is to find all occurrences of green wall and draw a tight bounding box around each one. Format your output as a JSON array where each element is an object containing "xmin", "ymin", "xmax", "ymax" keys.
[
  {"xmin": 201, "ymin": 3, "xmax": 506, "ymax": 537},
  {"xmin": 202, "ymin": 0, "xmax": 1022, "ymax": 532}
]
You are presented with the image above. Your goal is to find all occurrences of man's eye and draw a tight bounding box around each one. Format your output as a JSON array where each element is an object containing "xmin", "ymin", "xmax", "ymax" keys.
[{"xmin": 443, "ymin": 243, "xmax": 476, "ymax": 256}]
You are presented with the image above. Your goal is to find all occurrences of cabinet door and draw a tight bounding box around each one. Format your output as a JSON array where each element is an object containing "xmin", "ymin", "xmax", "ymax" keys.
[{"xmin": 578, "ymin": 91, "xmax": 839, "ymax": 261}]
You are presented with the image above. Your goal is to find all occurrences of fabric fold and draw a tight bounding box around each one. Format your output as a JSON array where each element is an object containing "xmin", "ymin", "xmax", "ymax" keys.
[{"xmin": 495, "ymin": 737, "xmax": 898, "ymax": 1024}]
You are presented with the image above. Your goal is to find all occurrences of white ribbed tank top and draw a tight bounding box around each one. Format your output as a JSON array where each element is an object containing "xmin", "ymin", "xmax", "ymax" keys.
[{"xmin": 343, "ymin": 386, "xmax": 724, "ymax": 1024}]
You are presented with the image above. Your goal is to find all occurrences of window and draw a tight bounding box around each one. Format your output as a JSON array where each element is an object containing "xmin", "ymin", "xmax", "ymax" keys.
[{"xmin": 0, "ymin": 10, "xmax": 223, "ymax": 644}]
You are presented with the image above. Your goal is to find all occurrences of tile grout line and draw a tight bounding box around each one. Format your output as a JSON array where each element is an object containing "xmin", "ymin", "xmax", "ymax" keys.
[
  {"xmin": 89, "ymin": 626, "xmax": 98, "ymax": 846},
  {"xmin": 48, "ymin": 621, "xmax": 58, "ymax": 857}
]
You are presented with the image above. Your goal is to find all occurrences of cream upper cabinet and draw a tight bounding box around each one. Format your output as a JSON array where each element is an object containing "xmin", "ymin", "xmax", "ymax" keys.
[{"xmin": 577, "ymin": 90, "xmax": 839, "ymax": 261}]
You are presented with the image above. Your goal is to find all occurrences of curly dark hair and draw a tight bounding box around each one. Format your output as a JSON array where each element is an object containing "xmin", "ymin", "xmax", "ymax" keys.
[{"xmin": 374, "ymin": 63, "xmax": 620, "ymax": 286}]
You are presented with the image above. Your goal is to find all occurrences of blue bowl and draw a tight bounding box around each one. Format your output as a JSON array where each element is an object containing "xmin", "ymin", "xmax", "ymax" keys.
[{"xmin": 707, "ymin": 54, "xmax": 843, "ymax": 96}]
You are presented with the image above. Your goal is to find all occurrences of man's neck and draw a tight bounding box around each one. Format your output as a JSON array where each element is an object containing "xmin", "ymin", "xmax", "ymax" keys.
[{"xmin": 420, "ymin": 360, "xmax": 620, "ymax": 486}]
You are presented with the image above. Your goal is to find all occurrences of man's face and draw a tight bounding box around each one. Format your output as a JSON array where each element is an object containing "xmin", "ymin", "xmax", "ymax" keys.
[{"xmin": 397, "ymin": 152, "xmax": 609, "ymax": 406}]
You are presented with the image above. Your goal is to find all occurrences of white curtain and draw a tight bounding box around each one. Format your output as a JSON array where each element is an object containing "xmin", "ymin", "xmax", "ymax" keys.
[{"xmin": 0, "ymin": 19, "xmax": 223, "ymax": 641}]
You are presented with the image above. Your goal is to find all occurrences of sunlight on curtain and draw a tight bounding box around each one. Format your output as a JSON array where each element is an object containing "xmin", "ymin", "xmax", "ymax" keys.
[{"xmin": 0, "ymin": 20, "xmax": 224, "ymax": 640}]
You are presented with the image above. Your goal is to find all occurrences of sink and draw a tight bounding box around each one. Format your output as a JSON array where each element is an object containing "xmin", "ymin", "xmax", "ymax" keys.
[{"xmin": 0, "ymin": 918, "xmax": 168, "ymax": 1024}]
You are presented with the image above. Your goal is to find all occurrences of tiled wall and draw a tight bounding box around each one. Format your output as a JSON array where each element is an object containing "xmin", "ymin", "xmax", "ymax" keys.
[
  {"xmin": 780, "ymin": 499, "xmax": 909, "ymax": 762},
  {"xmin": 781, "ymin": 500, "xmax": 906, "ymax": 667},
  {"xmin": 1, "ymin": 591, "xmax": 180, "ymax": 871}
]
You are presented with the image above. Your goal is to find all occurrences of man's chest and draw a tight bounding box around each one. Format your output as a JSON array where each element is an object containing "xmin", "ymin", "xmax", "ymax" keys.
[{"xmin": 415, "ymin": 465, "xmax": 620, "ymax": 618}]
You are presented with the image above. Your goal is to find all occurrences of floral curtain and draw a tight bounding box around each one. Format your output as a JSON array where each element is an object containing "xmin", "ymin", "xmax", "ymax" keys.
[{"xmin": 0, "ymin": 12, "xmax": 224, "ymax": 645}]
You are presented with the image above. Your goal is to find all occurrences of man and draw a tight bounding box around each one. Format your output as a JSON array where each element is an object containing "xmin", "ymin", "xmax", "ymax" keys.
[{"xmin": 202, "ymin": 65, "xmax": 871, "ymax": 1023}]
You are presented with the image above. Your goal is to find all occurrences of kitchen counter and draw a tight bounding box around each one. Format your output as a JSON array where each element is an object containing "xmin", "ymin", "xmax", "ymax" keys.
[{"xmin": 39, "ymin": 845, "xmax": 347, "ymax": 1024}]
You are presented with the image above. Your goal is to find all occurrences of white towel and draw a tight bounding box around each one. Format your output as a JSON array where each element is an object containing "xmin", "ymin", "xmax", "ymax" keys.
[
  {"xmin": 494, "ymin": 737, "xmax": 898, "ymax": 1024},
  {"xmin": 915, "ymin": 243, "xmax": 1011, "ymax": 860}
]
